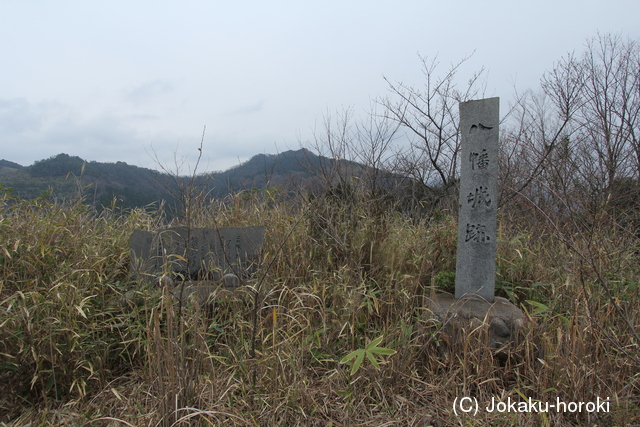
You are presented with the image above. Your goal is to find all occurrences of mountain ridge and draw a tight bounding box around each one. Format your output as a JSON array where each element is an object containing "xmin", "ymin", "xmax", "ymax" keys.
[{"xmin": 0, "ymin": 149, "xmax": 361, "ymax": 209}]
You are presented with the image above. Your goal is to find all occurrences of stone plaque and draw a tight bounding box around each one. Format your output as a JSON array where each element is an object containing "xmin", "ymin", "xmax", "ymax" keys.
[
  {"xmin": 130, "ymin": 226, "xmax": 265, "ymax": 281},
  {"xmin": 455, "ymin": 97, "xmax": 499, "ymax": 302}
]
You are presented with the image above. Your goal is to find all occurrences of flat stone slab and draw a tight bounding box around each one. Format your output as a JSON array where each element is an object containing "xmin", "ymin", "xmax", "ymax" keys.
[
  {"xmin": 130, "ymin": 226, "xmax": 265, "ymax": 281},
  {"xmin": 426, "ymin": 292, "xmax": 525, "ymax": 358}
]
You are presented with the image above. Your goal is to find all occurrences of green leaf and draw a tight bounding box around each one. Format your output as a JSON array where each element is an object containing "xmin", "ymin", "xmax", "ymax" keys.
[
  {"xmin": 367, "ymin": 335, "xmax": 384, "ymax": 349},
  {"xmin": 340, "ymin": 349, "xmax": 362, "ymax": 364},
  {"xmin": 351, "ymin": 352, "xmax": 365, "ymax": 375},
  {"xmin": 340, "ymin": 336, "xmax": 396, "ymax": 376},
  {"xmin": 366, "ymin": 350, "xmax": 380, "ymax": 369},
  {"xmin": 532, "ymin": 282, "xmax": 550, "ymax": 288},
  {"xmin": 368, "ymin": 347, "xmax": 396, "ymax": 355},
  {"xmin": 526, "ymin": 300, "xmax": 549, "ymax": 315}
]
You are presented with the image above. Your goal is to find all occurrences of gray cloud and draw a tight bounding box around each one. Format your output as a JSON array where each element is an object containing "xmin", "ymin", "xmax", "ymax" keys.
[
  {"xmin": 126, "ymin": 80, "xmax": 174, "ymax": 105},
  {"xmin": 0, "ymin": 98, "xmax": 44, "ymax": 134},
  {"xmin": 0, "ymin": 96, "xmax": 260, "ymax": 173},
  {"xmin": 2, "ymin": 2, "xmax": 639, "ymax": 173},
  {"xmin": 0, "ymin": 98, "xmax": 175, "ymax": 169},
  {"xmin": 228, "ymin": 100, "xmax": 265, "ymax": 116}
]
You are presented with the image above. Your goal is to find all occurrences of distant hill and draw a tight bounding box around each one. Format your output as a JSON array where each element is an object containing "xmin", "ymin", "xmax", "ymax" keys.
[
  {"xmin": 0, "ymin": 154, "xmax": 173, "ymax": 209},
  {"xmin": 212, "ymin": 148, "xmax": 343, "ymax": 194},
  {"xmin": 0, "ymin": 149, "xmax": 374, "ymax": 210},
  {"xmin": 0, "ymin": 159, "xmax": 24, "ymax": 173}
]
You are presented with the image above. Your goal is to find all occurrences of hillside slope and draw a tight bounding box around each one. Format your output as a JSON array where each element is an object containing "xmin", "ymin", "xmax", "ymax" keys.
[{"xmin": 0, "ymin": 149, "xmax": 368, "ymax": 209}]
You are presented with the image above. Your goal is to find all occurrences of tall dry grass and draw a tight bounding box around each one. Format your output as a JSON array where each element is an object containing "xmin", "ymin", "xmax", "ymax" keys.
[{"xmin": 0, "ymin": 187, "xmax": 638, "ymax": 426}]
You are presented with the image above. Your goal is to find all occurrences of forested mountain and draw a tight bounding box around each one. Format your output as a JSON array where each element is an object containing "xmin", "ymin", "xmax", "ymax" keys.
[
  {"xmin": 0, "ymin": 149, "xmax": 364, "ymax": 210},
  {"xmin": 0, "ymin": 153, "xmax": 172, "ymax": 209},
  {"xmin": 0, "ymin": 159, "xmax": 24, "ymax": 173}
]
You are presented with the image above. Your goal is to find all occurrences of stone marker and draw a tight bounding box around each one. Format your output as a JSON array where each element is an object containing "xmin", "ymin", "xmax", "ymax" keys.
[
  {"xmin": 130, "ymin": 226, "xmax": 265, "ymax": 282},
  {"xmin": 426, "ymin": 97, "xmax": 526, "ymax": 358},
  {"xmin": 455, "ymin": 97, "xmax": 499, "ymax": 302}
]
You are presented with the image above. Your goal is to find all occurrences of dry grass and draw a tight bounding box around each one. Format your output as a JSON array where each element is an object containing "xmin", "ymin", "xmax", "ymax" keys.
[{"xmin": 0, "ymin": 188, "xmax": 638, "ymax": 426}]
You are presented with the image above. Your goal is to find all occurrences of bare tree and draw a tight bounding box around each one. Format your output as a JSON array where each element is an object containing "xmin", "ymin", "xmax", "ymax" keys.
[
  {"xmin": 579, "ymin": 33, "xmax": 640, "ymax": 192},
  {"xmin": 499, "ymin": 87, "xmax": 582, "ymax": 221},
  {"xmin": 380, "ymin": 53, "xmax": 486, "ymax": 209},
  {"xmin": 502, "ymin": 33, "xmax": 640, "ymax": 226},
  {"xmin": 499, "ymin": 34, "xmax": 640, "ymax": 355},
  {"xmin": 540, "ymin": 33, "xmax": 640, "ymax": 203},
  {"xmin": 305, "ymin": 103, "xmax": 401, "ymax": 201},
  {"xmin": 306, "ymin": 106, "xmax": 358, "ymax": 191},
  {"xmin": 351, "ymin": 101, "xmax": 401, "ymax": 201}
]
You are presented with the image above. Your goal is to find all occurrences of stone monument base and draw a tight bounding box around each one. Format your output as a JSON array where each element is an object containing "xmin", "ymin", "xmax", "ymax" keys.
[{"xmin": 425, "ymin": 292, "xmax": 526, "ymax": 361}]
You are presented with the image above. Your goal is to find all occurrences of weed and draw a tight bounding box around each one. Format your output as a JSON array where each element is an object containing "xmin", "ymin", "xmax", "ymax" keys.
[{"xmin": 0, "ymin": 181, "xmax": 638, "ymax": 426}]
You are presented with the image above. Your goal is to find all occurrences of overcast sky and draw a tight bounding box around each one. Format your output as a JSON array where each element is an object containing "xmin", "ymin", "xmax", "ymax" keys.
[{"xmin": 2, "ymin": 1, "xmax": 639, "ymax": 173}]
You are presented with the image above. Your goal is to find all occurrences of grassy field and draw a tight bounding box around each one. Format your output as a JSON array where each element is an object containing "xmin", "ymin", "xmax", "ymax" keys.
[{"xmin": 0, "ymin": 186, "xmax": 638, "ymax": 426}]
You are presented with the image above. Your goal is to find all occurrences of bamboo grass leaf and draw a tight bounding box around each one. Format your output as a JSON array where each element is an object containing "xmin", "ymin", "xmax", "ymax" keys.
[{"xmin": 351, "ymin": 351, "xmax": 365, "ymax": 375}]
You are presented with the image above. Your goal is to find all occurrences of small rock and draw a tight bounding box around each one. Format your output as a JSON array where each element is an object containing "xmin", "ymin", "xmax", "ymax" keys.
[
  {"xmin": 223, "ymin": 273, "xmax": 240, "ymax": 288},
  {"xmin": 490, "ymin": 317, "xmax": 510, "ymax": 337}
]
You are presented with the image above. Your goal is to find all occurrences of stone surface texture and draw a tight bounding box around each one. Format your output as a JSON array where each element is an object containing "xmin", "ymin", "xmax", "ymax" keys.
[
  {"xmin": 130, "ymin": 226, "xmax": 265, "ymax": 281},
  {"xmin": 426, "ymin": 292, "xmax": 525, "ymax": 357},
  {"xmin": 455, "ymin": 97, "xmax": 500, "ymax": 302}
]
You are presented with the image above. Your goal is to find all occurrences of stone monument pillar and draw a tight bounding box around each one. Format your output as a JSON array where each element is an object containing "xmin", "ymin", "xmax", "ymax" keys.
[
  {"xmin": 455, "ymin": 97, "xmax": 499, "ymax": 302},
  {"xmin": 425, "ymin": 97, "xmax": 524, "ymax": 358}
]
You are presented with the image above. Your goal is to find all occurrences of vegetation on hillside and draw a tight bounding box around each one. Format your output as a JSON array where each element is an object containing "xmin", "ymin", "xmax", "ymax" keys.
[
  {"xmin": 0, "ymin": 32, "xmax": 638, "ymax": 426},
  {"xmin": 0, "ymin": 154, "xmax": 175, "ymax": 210},
  {"xmin": 0, "ymin": 149, "xmax": 367, "ymax": 214}
]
